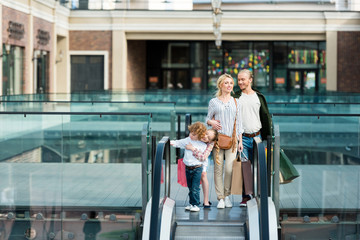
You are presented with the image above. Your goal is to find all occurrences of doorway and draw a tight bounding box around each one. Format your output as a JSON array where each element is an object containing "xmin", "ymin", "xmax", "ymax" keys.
[
  {"xmin": 288, "ymin": 70, "xmax": 318, "ymax": 94},
  {"xmin": 162, "ymin": 69, "xmax": 189, "ymax": 89},
  {"xmin": 71, "ymin": 55, "xmax": 104, "ymax": 92}
]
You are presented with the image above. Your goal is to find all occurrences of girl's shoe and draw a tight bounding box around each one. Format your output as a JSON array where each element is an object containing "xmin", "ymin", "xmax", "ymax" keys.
[{"xmin": 203, "ymin": 201, "xmax": 212, "ymax": 208}]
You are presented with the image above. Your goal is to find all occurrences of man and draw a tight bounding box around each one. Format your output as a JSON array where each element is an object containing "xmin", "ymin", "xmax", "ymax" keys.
[{"xmin": 233, "ymin": 69, "xmax": 273, "ymax": 207}]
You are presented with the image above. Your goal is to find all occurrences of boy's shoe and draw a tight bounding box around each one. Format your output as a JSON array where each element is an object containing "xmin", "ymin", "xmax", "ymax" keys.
[
  {"xmin": 240, "ymin": 195, "xmax": 253, "ymax": 207},
  {"xmin": 224, "ymin": 196, "xmax": 233, "ymax": 208},
  {"xmin": 185, "ymin": 205, "xmax": 193, "ymax": 211},
  {"xmin": 217, "ymin": 199, "xmax": 225, "ymax": 209},
  {"xmin": 190, "ymin": 205, "xmax": 200, "ymax": 212}
]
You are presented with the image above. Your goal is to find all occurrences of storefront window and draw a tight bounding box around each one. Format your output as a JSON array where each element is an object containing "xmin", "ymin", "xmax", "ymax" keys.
[
  {"xmin": 33, "ymin": 50, "xmax": 49, "ymax": 93},
  {"xmin": 288, "ymin": 42, "xmax": 319, "ymax": 68},
  {"xmin": 319, "ymin": 42, "xmax": 326, "ymax": 92},
  {"xmin": 273, "ymin": 42, "xmax": 287, "ymax": 92},
  {"xmin": 2, "ymin": 45, "xmax": 24, "ymax": 95},
  {"xmin": 253, "ymin": 42, "xmax": 270, "ymax": 88},
  {"xmin": 207, "ymin": 43, "xmax": 223, "ymax": 89},
  {"xmin": 223, "ymin": 42, "xmax": 252, "ymax": 86}
]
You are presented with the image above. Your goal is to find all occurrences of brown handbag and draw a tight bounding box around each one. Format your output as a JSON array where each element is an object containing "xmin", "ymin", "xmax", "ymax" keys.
[
  {"xmin": 217, "ymin": 134, "xmax": 232, "ymax": 149},
  {"xmin": 217, "ymin": 98, "xmax": 237, "ymax": 150}
]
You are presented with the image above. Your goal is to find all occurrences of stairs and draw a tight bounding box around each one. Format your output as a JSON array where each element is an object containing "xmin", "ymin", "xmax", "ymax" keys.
[{"xmin": 173, "ymin": 207, "xmax": 247, "ymax": 240}]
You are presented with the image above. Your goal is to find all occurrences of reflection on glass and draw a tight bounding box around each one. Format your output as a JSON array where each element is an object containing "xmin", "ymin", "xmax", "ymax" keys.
[
  {"xmin": 273, "ymin": 115, "xmax": 360, "ymax": 215},
  {"xmin": 208, "ymin": 43, "xmax": 223, "ymax": 88}
]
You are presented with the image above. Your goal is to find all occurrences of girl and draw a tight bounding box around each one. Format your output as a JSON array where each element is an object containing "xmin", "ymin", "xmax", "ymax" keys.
[{"xmin": 186, "ymin": 129, "xmax": 218, "ymax": 208}]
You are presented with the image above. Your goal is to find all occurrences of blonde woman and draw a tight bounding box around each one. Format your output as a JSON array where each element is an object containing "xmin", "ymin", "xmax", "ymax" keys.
[{"xmin": 206, "ymin": 73, "xmax": 244, "ymax": 209}]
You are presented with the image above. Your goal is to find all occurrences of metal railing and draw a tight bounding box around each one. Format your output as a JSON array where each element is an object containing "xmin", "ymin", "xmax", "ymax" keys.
[{"xmin": 149, "ymin": 136, "xmax": 171, "ymax": 240}]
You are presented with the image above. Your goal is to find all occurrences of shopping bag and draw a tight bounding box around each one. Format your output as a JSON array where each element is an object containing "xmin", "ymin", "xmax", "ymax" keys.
[
  {"xmin": 177, "ymin": 158, "xmax": 187, "ymax": 187},
  {"xmin": 279, "ymin": 149, "xmax": 299, "ymax": 184},
  {"xmin": 241, "ymin": 152, "xmax": 253, "ymax": 195},
  {"xmin": 231, "ymin": 153, "xmax": 243, "ymax": 195}
]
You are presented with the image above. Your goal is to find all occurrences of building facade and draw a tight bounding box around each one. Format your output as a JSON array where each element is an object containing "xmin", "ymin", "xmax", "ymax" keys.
[{"xmin": 1, "ymin": 0, "xmax": 360, "ymax": 96}]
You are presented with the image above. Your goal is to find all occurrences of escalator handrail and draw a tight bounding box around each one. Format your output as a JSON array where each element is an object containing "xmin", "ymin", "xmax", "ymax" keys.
[
  {"xmin": 253, "ymin": 137, "xmax": 270, "ymax": 240},
  {"xmin": 149, "ymin": 136, "xmax": 171, "ymax": 240}
]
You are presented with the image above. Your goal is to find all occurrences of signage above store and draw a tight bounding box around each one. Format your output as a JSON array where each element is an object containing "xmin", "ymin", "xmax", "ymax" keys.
[
  {"xmin": 7, "ymin": 21, "xmax": 25, "ymax": 40},
  {"xmin": 36, "ymin": 30, "xmax": 50, "ymax": 45}
]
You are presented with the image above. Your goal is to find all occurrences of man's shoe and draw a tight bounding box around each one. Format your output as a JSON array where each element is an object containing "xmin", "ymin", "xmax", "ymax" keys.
[
  {"xmin": 224, "ymin": 196, "xmax": 233, "ymax": 208},
  {"xmin": 240, "ymin": 195, "xmax": 253, "ymax": 207},
  {"xmin": 190, "ymin": 205, "xmax": 200, "ymax": 212},
  {"xmin": 217, "ymin": 199, "xmax": 225, "ymax": 209},
  {"xmin": 185, "ymin": 205, "xmax": 192, "ymax": 211}
]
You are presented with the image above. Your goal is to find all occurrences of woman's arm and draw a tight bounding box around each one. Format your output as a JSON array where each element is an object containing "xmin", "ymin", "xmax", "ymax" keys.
[{"xmin": 206, "ymin": 99, "xmax": 222, "ymax": 130}]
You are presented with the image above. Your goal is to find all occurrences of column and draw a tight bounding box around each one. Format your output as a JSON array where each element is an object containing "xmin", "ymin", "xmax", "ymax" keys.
[
  {"xmin": 112, "ymin": 30, "xmax": 127, "ymax": 90},
  {"xmin": 325, "ymin": 31, "xmax": 337, "ymax": 91}
]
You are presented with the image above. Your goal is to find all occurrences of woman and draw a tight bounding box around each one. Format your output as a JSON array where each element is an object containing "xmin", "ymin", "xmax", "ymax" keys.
[{"xmin": 206, "ymin": 73, "xmax": 243, "ymax": 209}]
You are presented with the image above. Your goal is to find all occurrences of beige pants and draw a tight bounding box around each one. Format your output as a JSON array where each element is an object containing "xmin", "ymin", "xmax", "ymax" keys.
[{"xmin": 213, "ymin": 147, "xmax": 237, "ymax": 200}]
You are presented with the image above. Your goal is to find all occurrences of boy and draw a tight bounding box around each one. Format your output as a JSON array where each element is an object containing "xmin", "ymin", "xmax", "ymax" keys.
[{"xmin": 170, "ymin": 122, "xmax": 207, "ymax": 212}]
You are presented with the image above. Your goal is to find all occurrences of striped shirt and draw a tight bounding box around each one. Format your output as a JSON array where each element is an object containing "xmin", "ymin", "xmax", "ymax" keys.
[{"xmin": 206, "ymin": 97, "xmax": 244, "ymax": 138}]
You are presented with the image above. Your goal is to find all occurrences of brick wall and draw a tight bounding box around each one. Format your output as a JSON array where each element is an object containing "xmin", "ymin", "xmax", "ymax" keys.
[
  {"xmin": 337, "ymin": 32, "xmax": 360, "ymax": 93},
  {"xmin": 33, "ymin": 16, "xmax": 54, "ymax": 93},
  {"xmin": 69, "ymin": 31, "xmax": 112, "ymax": 88},
  {"xmin": 127, "ymin": 40, "xmax": 146, "ymax": 89}
]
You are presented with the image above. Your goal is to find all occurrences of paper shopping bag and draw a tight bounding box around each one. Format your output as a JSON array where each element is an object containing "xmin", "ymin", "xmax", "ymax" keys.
[
  {"xmin": 241, "ymin": 152, "xmax": 254, "ymax": 196},
  {"xmin": 177, "ymin": 158, "xmax": 187, "ymax": 187},
  {"xmin": 231, "ymin": 154, "xmax": 243, "ymax": 195},
  {"xmin": 280, "ymin": 149, "xmax": 299, "ymax": 184}
]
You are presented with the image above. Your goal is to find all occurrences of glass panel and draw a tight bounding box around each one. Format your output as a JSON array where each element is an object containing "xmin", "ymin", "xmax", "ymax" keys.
[
  {"xmin": 2, "ymin": 45, "xmax": 24, "ymax": 96},
  {"xmin": 273, "ymin": 68, "xmax": 287, "ymax": 92},
  {"xmin": 288, "ymin": 42, "xmax": 319, "ymax": 68},
  {"xmin": 71, "ymin": 55, "xmax": 104, "ymax": 92},
  {"xmin": 273, "ymin": 115, "xmax": 360, "ymax": 237},
  {"xmin": 303, "ymin": 70, "xmax": 316, "ymax": 94},
  {"xmin": 253, "ymin": 42, "xmax": 270, "ymax": 88},
  {"xmin": 319, "ymin": 68, "xmax": 326, "ymax": 93},
  {"xmin": 224, "ymin": 42, "xmax": 252, "ymax": 74},
  {"xmin": 289, "ymin": 70, "xmax": 301, "ymax": 92},
  {"xmin": 161, "ymin": 43, "xmax": 190, "ymax": 68},
  {"xmin": 207, "ymin": 42, "xmax": 223, "ymax": 89},
  {"xmin": 0, "ymin": 112, "xmax": 150, "ymax": 239}
]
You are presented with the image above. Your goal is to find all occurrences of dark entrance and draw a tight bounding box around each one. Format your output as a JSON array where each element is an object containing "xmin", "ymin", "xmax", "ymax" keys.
[
  {"xmin": 288, "ymin": 69, "xmax": 318, "ymax": 94},
  {"xmin": 71, "ymin": 55, "xmax": 104, "ymax": 92}
]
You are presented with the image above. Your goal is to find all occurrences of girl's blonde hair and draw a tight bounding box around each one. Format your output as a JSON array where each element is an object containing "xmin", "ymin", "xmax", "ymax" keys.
[{"xmin": 215, "ymin": 73, "xmax": 234, "ymax": 97}]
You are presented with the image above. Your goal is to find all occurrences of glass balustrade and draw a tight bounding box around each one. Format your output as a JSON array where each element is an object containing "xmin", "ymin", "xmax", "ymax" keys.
[
  {"xmin": 0, "ymin": 112, "xmax": 151, "ymax": 239},
  {"xmin": 272, "ymin": 114, "xmax": 360, "ymax": 239}
]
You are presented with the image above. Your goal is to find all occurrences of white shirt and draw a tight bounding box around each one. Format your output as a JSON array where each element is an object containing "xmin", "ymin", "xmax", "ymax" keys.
[
  {"xmin": 206, "ymin": 97, "xmax": 244, "ymax": 138},
  {"xmin": 171, "ymin": 137, "xmax": 207, "ymax": 167},
  {"xmin": 239, "ymin": 92, "xmax": 262, "ymax": 134}
]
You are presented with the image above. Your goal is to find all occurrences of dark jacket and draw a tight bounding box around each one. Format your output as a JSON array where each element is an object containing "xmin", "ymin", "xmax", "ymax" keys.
[{"xmin": 233, "ymin": 89, "xmax": 273, "ymax": 140}]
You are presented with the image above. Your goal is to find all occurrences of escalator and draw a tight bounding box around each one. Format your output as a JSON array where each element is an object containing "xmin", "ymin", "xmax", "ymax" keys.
[{"xmin": 142, "ymin": 136, "xmax": 278, "ymax": 240}]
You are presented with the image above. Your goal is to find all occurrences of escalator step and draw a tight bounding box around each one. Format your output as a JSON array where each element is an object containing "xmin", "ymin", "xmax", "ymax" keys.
[{"xmin": 174, "ymin": 225, "xmax": 245, "ymax": 239}]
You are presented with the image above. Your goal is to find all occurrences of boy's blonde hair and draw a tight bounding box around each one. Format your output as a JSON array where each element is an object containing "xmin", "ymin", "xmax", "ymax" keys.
[{"xmin": 188, "ymin": 122, "xmax": 207, "ymax": 140}]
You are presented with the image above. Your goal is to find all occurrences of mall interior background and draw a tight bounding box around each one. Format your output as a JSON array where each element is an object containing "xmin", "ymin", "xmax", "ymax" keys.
[{"xmin": 0, "ymin": 0, "xmax": 359, "ymax": 97}]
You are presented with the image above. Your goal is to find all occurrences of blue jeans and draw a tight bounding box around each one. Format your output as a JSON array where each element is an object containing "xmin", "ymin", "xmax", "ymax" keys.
[
  {"xmin": 185, "ymin": 166, "xmax": 202, "ymax": 206},
  {"xmin": 242, "ymin": 135, "xmax": 262, "ymax": 162}
]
